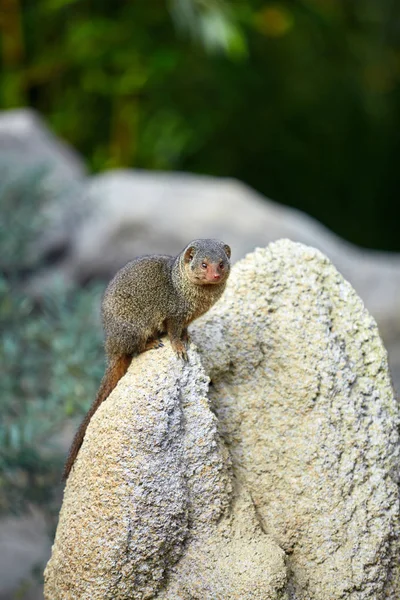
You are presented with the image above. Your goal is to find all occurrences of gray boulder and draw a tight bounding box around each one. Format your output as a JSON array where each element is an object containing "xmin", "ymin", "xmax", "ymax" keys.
[
  {"xmin": 0, "ymin": 108, "xmax": 86, "ymax": 183},
  {"xmin": 67, "ymin": 170, "xmax": 399, "ymax": 322},
  {"xmin": 44, "ymin": 241, "xmax": 400, "ymax": 599},
  {"xmin": 59, "ymin": 170, "xmax": 400, "ymax": 390},
  {"xmin": 0, "ymin": 109, "xmax": 87, "ymax": 261}
]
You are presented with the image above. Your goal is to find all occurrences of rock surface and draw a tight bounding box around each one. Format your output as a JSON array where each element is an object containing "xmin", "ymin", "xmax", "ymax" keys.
[
  {"xmin": 0, "ymin": 108, "xmax": 88, "ymax": 265},
  {"xmin": 0, "ymin": 108, "xmax": 86, "ymax": 185},
  {"xmin": 44, "ymin": 343, "xmax": 286, "ymax": 599},
  {"xmin": 193, "ymin": 240, "xmax": 400, "ymax": 598},
  {"xmin": 44, "ymin": 240, "xmax": 400, "ymax": 599}
]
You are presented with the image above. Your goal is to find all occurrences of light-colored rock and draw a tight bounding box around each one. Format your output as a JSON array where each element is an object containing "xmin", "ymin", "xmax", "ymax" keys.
[
  {"xmin": 45, "ymin": 240, "xmax": 400, "ymax": 599},
  {"xmin": 2, "ymin": 110, "xmax": 398, "ymax": 388},
  {"xmin": 192, "ymin": 240, "xmax": 400, "ymax": 598},
  {"xmin": 44, "ymin": 343, "xmax": 286, "ymax": 599}
]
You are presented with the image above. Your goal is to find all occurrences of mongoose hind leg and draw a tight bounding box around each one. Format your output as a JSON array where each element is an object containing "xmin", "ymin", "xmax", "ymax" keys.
[
  {"xmin": 143, "ymin": 337, "xmax": 164, "ymax": 351},
  {"xmin": 105, "ymin": 314, "xmax": 146, "ymax": 356}
]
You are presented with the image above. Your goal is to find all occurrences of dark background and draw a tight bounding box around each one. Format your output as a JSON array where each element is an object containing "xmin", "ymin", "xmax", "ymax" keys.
[{"xmin": 1, "ymin": 0, "xmax": 399, "ymax": 250}]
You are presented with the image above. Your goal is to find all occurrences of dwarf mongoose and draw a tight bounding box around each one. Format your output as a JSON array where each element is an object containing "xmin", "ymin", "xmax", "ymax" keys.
[{"xmin": 63, "ymin": 238, "xmax": 231, "ymax": 479}]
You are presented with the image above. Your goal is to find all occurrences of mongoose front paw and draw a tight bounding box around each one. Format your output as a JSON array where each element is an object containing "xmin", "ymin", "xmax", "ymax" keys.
[
  {"xmin": 181, "ymin": 329, "xmax": 190, "ymax": 343},
  {"xmin": 171, "ymin": 339, "xmax": 188, "ymax": 361},
  {"xmin": 178, "ymin": 347, "xmax": 188, "ymax": 361}
]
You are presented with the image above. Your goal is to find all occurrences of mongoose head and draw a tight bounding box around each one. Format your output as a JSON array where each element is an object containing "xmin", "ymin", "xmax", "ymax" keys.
[{"xmin": 182, "ymin": 239, "xmax": 231, "ymax": 285}]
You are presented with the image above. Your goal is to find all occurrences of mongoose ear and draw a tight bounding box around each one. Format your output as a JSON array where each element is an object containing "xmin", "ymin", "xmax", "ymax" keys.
[
  {"xmin": 223, "ymin": 244, "xmax": 231, "ymax": 259},
  {"xmin": 184, "ymin": 246, "xmax": 195, "ymax": 263}
]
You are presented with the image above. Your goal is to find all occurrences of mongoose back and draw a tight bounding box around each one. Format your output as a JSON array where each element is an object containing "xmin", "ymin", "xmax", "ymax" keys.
[{"xmin": 63, "ymin": 238, "xmax": 231, "ymax": 479}]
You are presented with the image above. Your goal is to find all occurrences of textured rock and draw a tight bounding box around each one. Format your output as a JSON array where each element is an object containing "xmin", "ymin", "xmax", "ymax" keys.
[
  {"xmin": 192, "ymin": 240, "xmax": 400, "ymax": 598},
  {"xmin": 45, "ymin": 240, "xmax": 400, "ymax": 599},
  {"xmin": 44, "ymin": 343, "xmax": 286, "ymax": 599}
]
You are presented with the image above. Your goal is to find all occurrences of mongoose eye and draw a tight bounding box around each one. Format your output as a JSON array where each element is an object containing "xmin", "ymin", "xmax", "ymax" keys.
[
  {"xmin": 219, "ymin": 262, "xmax": 224, "ymax": 269},
  {"xmin": 201, "ymin": 263, "xmax": 207, "ymax": 269}
]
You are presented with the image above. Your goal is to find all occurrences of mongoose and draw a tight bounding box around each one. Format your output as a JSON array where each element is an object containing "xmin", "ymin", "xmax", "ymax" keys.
[{"xmin": 63, "ymin": 238, "xmax": 231, "ymax": 480}]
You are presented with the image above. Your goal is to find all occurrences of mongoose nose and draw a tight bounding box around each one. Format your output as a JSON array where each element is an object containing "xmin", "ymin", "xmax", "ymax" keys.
[{"xmin": 213, "ymin": 273, "xmax": 221, "ymax": 280}]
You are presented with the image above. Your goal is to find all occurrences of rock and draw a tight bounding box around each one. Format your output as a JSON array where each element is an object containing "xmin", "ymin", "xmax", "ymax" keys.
[
  {"xmin": 45, "ymin": 240, "xmax": 400, "ymax": 598},
  {"xmin": 2, "ymin": 109, "xmax": 398, "ymax": 389},
  {"xmin": 192, "ymin": 240, "xmax": 400, "ymax": 598},
  {"xmin": 66, "ymin": 171, "xmax": 400, "ymax": 322},
  {"xmin": 0, "ymin": 108, "xmax": 86, "ymax": 184},
  {"xmin": 0, "ymin": 109, "xmax": 88, "ymax": 264},
  {"xmin": 44, "ymin": 343, "xmax": 286, "ymax": 599}
]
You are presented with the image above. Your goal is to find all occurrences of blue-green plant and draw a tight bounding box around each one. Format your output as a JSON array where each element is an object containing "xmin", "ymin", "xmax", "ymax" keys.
[{"xmin": 0, "ymin": 164, "xmax": 103, "ymax": 512}]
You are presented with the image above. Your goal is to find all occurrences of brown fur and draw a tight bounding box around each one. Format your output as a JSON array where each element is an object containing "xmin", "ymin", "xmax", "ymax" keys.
[
  {"xmin": 63, "ymin": 239, "xmax": 231, "ymax": 480},
  {"xmin": 62, "ymin": 354, "xmax": 131, "ymax": 480}
]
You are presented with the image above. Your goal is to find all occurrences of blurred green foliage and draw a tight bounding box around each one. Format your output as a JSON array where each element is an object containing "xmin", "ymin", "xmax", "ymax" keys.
[
  {"xmin": 0, "ymin": 166, "xmax": 103, "ymax": 513},
  {"xmin": 0, "ymin": 0, "xmax": 399, "ymax": 250}
]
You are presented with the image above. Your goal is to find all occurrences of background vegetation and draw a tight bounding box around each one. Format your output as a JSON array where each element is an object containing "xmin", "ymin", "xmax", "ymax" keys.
[
  {"xmin": 1, "ymin": 0, "xmax": 400, "ymax": 517},
  {"xmin": 1, "ymin": 0, "xmax": 399, "ymax": 250},
  {"xmin": 0, "ymin": 165, "xmax": 103, "ymax": 513}
]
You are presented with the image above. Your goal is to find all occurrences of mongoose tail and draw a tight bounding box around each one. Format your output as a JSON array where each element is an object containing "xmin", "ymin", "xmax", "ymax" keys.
[{"xmin": 62, "ymin": 353, "xmax": 131, "ymax": 480}]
